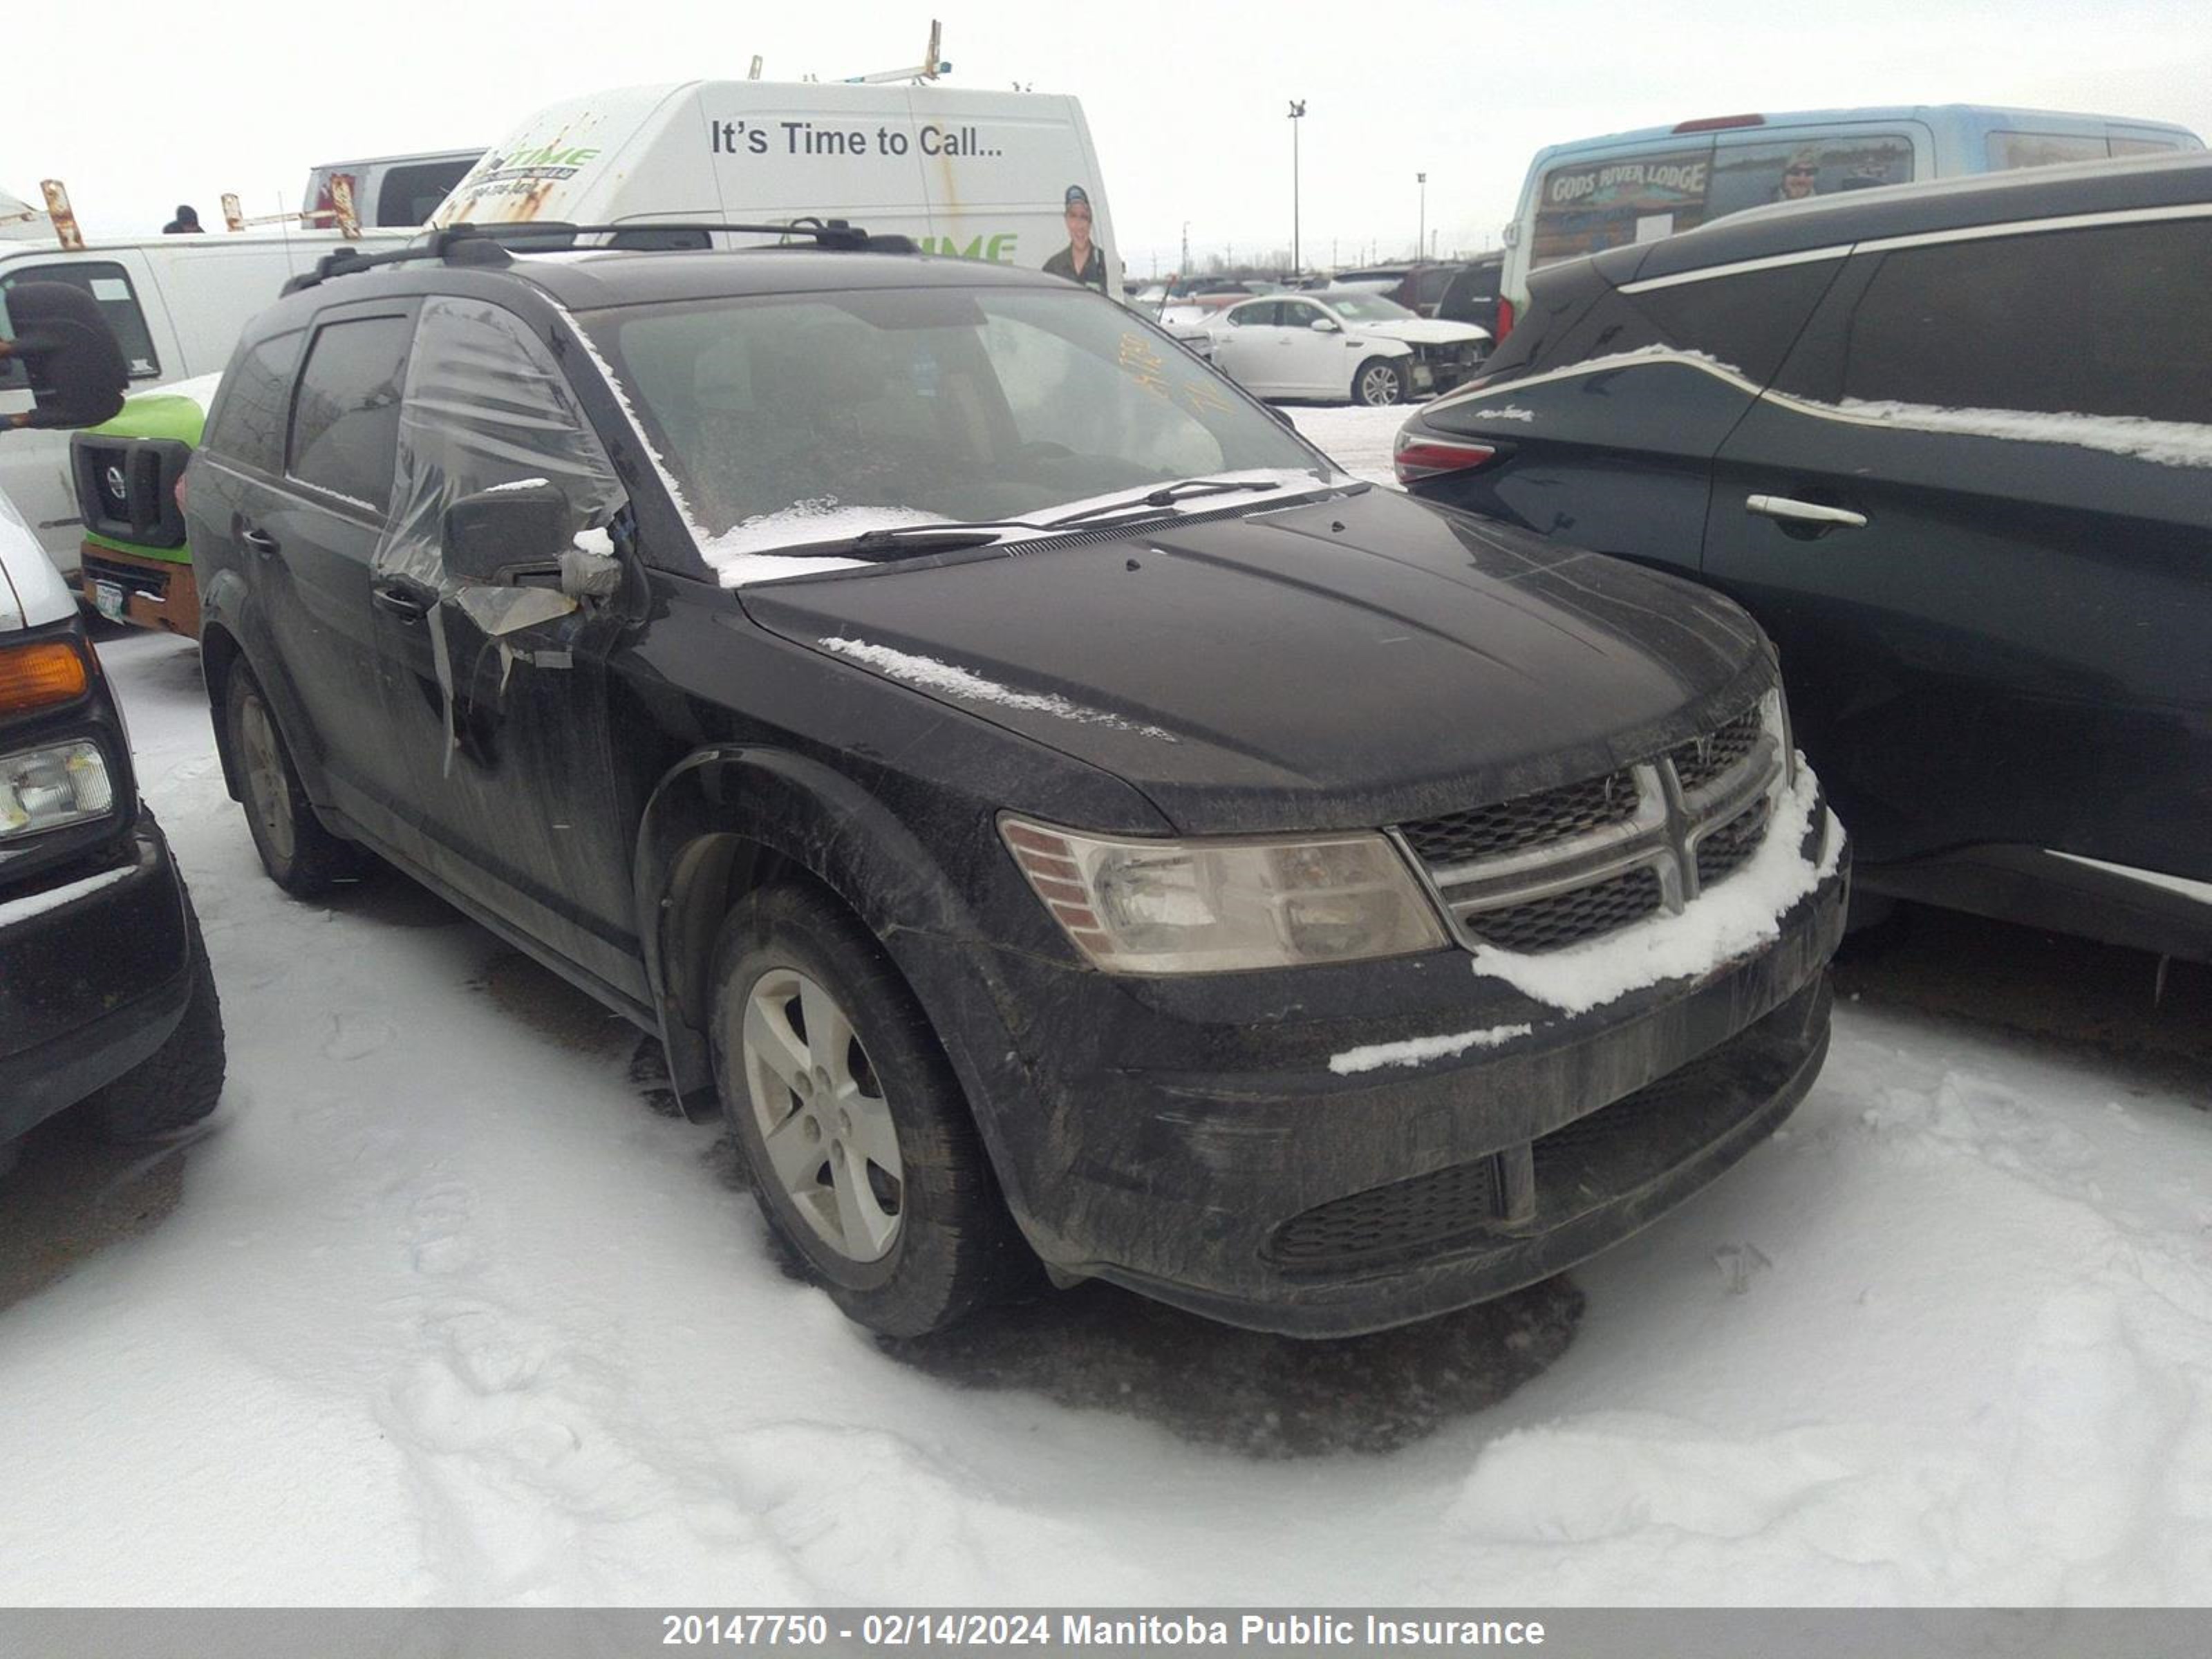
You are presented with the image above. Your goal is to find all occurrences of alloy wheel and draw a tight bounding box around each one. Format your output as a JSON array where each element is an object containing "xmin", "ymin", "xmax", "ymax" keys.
[
  {"xmin": 739, "ymin": 967, "xmax": 905, "ymax": 1262},
  {"xmin": 236, "ymin": 691, "xmax": 296, "ymax": 863}
]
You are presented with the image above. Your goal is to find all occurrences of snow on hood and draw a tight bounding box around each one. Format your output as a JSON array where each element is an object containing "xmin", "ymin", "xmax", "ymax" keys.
[{"xmin": 816, "ymin": 637, "xmax": 1177, "ymax": 740}]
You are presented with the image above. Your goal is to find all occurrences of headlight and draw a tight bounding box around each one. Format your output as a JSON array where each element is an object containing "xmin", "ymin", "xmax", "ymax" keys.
[
  {"xmin": 1002, "ymin": 816, "xmax": 1447, "ymax": 974},
  {"xmin": 1, "ymin": 740, "xmax": 116, "ymax": 841}
]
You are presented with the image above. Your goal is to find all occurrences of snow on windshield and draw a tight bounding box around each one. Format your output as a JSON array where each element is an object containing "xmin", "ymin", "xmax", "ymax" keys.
[{"xmin": 588, "ymin": 285, "xmax": 1330, "ymax": 581}]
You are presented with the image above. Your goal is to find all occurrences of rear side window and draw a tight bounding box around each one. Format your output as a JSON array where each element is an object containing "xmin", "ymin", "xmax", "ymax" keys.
[
  {"xmin": 203, "ymin": 332, "xmax": 303, "ymax": 474},
  {"xmin": 288, "ymin": 314, "xmax": 413, "ymax": 511},
  {"xmin": 1708, "ymin": 135, "xmax": 1915, "ymax": 215},
  {"xmin": 0, "ymin": 261, "xmax": 161, "ymax": 386},
  {"xmin": 1985, "ymin": 132, "xmax": 2110, "ymax": 169},
  {"xmin": 1837, "ymin": 219, "xmax": 2212, "ymax": 422},
  {"xmin": 375, "ymin": 160, "xmax": 476, "ymax": 227},
  {"xmin": 1463, "ymin": 259, "xmax": 1839, "ymax": 395},
  {"xmin": 1531, "ymin": 144, "xmax": 1714, "ymax": 270}
]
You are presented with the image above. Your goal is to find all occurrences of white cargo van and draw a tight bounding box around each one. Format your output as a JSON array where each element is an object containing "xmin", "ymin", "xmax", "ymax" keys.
[
  {"xmin": 0, "ymin": 223, "xmax": 409, "ymax": 574},
  {"xmin": 433, "ymin": 81, "xmax": 1123, "ymax": 299}
]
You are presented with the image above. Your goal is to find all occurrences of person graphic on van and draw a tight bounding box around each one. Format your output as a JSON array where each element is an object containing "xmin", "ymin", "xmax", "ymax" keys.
[
  {"xmin": 1771, "ymin": 149, "xmax": 1823, "ymax": 202},
  {"xmin": 1043, "ymin": 185, "xmax": 1107, "ymax": 291}
]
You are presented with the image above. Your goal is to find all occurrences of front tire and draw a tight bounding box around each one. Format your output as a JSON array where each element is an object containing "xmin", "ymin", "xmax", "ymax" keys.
[
  {"xmin": 79, "ymin": 892, "xmax": 226, "ymax": 1143},
  {"xmin": 709, "ymin": 880, "xmax": 1031, "ymax": 1337},
  {"xmin": 225, "ymin": 668, "xmax": 366, "ymax": 897},
  {"xmin": 1353, "ymin": 357, "xmax": 1408, "ymax": 407}
]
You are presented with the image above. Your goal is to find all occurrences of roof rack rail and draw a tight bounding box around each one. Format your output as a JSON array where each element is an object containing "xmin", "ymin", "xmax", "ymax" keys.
[{"xmin": 277, "ymin": 218, "xmax": 917, "ymax": 294}]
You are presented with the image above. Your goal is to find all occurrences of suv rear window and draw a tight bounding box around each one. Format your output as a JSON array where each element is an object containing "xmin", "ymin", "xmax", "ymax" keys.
[
  {"xmin": 1532, "ymin": 144, "xmax": 1714, "ymax": 270},
  {"xmin": 1838, "ymin": 219, "xmax": 2212, "ymax": 422},
  {"xmin": 203, "ymin": 332, "xmax": 303, "ymax": 475},
  {"xmin": 288, "ymin": 314, "xmax": 413, "ymax": 510},
  {"xmin": 1451, "ymin": 257, "xmax": 1839, "ymax": 402}
]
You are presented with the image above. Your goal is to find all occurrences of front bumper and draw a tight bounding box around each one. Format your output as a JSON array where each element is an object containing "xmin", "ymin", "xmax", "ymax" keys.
[
  {"xmin": 0, "ymin": 810, "xmax": 194, "ymax": 1141},
  {"xmin": 930, "ymin": 818, "xmax": 1848, "ymax": 1338}
]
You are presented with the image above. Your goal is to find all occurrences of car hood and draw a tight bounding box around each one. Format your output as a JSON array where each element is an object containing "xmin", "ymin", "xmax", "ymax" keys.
[
  {"xmin": 1356, "ymin": 318, "xmax": 1490, "ymax": 346},
  {"xmin": 743, "ymin": 488, "xmax": 1774, "ymax": 835}
]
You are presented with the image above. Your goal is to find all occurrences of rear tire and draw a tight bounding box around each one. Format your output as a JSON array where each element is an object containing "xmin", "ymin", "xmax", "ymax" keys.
[
  {"xmin": 79, "ymin": 890, "xmax": 226, "ymax": 1143},
  {"xmin": 1353, "ymin": 357, "xmax": 1408, "ymax": 407},
  {"xmin": 709, "ymin": 879, "xmax": 1033, "ymax": 1337},
  {"xmin": 225, "ymin": 668, "xmax": 366, "ymax": 897}
]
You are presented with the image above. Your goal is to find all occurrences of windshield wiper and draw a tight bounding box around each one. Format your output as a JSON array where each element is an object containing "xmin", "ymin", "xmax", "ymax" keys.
[
  {"xmin": 781, "ymin": 521, "xmax": 1039, "ymax": 561},
  {"xmin": 1043, "ymin": 476, "xmax": 1291, "ymax": 529}
]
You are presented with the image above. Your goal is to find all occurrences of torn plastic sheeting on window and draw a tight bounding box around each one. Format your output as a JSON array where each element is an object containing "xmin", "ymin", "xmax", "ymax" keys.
[{"xmin": 373, "ymin": 296, "xmax": 628, "ymax": 771}]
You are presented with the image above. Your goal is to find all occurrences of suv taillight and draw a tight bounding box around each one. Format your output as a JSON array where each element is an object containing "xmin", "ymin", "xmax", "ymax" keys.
[
  {"xmin": 1494, "ymin": 297, "xmax": 1515, "ymax": 342},
  {"xmin": 1393, "ymin": 432, "xmax": 1501, "ymax": 485}
]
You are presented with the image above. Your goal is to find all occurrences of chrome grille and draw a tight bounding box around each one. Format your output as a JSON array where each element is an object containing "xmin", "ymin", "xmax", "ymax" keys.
[
  {"xmin": 1668, "ymin": 704, "xmax": 1763, "ymax": 795},
  {"xmin": 1400, "ymin": 771, "xmax": 1640, "ymax": 866},
  {"xmin": 1462, "ymin": 866, "xmax": 1663, "ymax": 953},
  {"xmin": 1396, "ymin": 692, "xmax": 1786, "ymax": 955}
]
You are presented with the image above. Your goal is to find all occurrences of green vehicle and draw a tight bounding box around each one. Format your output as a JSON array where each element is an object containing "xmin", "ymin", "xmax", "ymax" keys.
[{"xmin": 70, "ymin": 374, "xmax": 214, "ymax": 636}]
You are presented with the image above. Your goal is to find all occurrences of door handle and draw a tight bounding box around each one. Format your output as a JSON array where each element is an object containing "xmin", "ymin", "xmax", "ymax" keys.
[
  {"xmin": 241, "ymin": 527, "xmax": 280, "ymax": 559},
  {"xmin": 1745, "ymin": 494, "xmax": 1867, "ymax": 529},
  {"xmin": 372, "ymin": 582, "xmax": 432, "ymax": 621}
]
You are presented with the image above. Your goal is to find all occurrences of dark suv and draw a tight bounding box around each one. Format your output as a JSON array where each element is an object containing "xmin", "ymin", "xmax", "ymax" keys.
[
  {"xmin": 1396, "ymin": 156, "xmax": 2211, "ymax": 961},
  {"xmin": 185, "ymin": 222, "xmax": 1847, "ymax": 1338}
]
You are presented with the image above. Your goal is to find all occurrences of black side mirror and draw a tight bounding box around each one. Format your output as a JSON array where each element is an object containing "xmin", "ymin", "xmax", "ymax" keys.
[
  {"xmin": 442, "ymin": 481, "xmax": 572, "ymax": 585},
  {"xmin": 1, "ymin": 283, "xmax": 128, "ymax": 430}
]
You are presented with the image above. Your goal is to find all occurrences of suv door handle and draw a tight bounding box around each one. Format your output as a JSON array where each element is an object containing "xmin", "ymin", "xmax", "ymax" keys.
[
  {"xmin": 1745, "ymin": 494, "xmax": 1867, "ymax": 530},
  {"xmin": 241, "ymin": 527, "xmax": 281, "ymax": 559},
  {"xmin": 372, "ymin": 581, "xmax": 433, "ymax": 621}
]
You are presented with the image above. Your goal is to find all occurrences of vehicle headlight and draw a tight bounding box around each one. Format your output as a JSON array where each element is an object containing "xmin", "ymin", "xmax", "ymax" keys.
[
  {"xmin": 1001, "ymin": 815, "xmax": 1447, "ymax": 973},
  {"xmin": 1, "ymin": 740, "xmax": 115, "ymax": 841}
]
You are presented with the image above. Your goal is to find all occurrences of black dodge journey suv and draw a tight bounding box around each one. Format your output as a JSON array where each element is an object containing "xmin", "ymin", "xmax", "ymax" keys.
[{"xmin": 183, "ymin": 221, "xmax": 1847, "ymax": 1337}]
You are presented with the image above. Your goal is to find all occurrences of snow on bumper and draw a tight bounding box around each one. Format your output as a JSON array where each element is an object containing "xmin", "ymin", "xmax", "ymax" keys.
[{"xmin": 935, "ymin": 796, "xmax": 1849, "ymax": 1337}]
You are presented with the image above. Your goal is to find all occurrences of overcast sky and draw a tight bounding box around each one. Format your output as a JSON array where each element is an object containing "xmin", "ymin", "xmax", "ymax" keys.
[{"xmin": 8, "ymin": 0, "xmax": 2206, "ymax": 271}]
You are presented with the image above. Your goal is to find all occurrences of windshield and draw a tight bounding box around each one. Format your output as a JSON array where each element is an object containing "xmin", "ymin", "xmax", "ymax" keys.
[
  {"xmin": 590, "ymin": 285, "xmax": 1331, "ymax": 551},
  {"xmin": 1322, "ymin": 293, "xmax": 1418, "ymax": 321}
]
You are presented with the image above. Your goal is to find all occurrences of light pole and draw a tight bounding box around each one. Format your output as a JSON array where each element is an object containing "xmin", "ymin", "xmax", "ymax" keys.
[
  {"xmin": 1287, "ymin": 100, "xmax": 1306, "ymax": 275},
  {"xmin": 1416, "ymin": 171, "xmax": 1426, "ymax": 263},
  {"xmin": 1180, "ymin": 221, "xmax": 1190, "ymax": 281}
]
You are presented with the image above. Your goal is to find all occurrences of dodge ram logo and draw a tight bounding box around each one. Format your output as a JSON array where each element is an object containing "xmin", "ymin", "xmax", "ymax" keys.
[{"xmin": 104, "ymin": 464, "xmax": 127, "ymax": 504}]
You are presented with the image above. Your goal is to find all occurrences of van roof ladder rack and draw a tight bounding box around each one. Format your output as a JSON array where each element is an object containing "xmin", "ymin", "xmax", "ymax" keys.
[{"xmin": 279, "ymin": 218, "xmax": 915, "ymax": 294}]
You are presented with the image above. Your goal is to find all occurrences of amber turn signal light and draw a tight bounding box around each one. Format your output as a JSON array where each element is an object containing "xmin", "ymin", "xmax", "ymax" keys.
[{"xmin": 0, "ymin": 639, "xmax": 91, "ymax": 714}]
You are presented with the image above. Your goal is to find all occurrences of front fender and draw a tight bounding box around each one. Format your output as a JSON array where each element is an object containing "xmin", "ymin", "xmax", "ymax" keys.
[{"xmin": 632, "ymin": 746, "xmax": 1034, "ymax": 1134}]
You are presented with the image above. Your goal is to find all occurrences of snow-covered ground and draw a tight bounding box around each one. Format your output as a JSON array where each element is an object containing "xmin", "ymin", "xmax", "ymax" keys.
[{"xmin": 4, "ymin": 451, "xmax": 2211, "ymax": 1605}]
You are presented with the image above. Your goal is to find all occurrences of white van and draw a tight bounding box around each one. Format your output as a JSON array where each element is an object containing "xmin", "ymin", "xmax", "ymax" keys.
[
  {"xmin": 433, "ymin": 81, "xmax": 1123, "ymax": 299},
  {"xmin": 301, "ymin": 149, "xmax": 485, "ymax": 230},
  {"xmin": 0, "ymin": 223, "xmax": 410, "ymax": 574}
]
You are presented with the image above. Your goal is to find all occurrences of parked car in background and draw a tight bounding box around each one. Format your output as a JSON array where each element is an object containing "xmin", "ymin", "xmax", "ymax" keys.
[
  {"xmin": 1207, "ymin": 290, "xmax": 1488, "ymax": 404},
  {"xmin": 182, "ymin": 221, "xmax": 1843, "ymax": 1339},
  {"xmin": 1, "ymin": 284, "xmax": 225, "ymax": 1152},
  {"xmin": 301, "ymin": 149, "xmax": 485, "ymax": 230},
  {"xmin": 1334, "ymin": 263, "xmax": 1468, "ymax": 317},
  {"xmin": 1433, "ymin": 252, "xmax": 1503, "ymax": 340},
  {"xmin": 1494, "ymin": 103, "xmax": 2204, "ymax": 345},
  {"xmin": 1398, "ymin": 153, "xmax": 2212, "ymax": 961}
]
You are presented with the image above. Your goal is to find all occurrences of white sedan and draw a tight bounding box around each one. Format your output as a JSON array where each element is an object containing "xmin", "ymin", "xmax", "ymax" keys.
[{"xmin": 1203, "ymin": 290, "xmax": 1490, "ymax": 406}]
